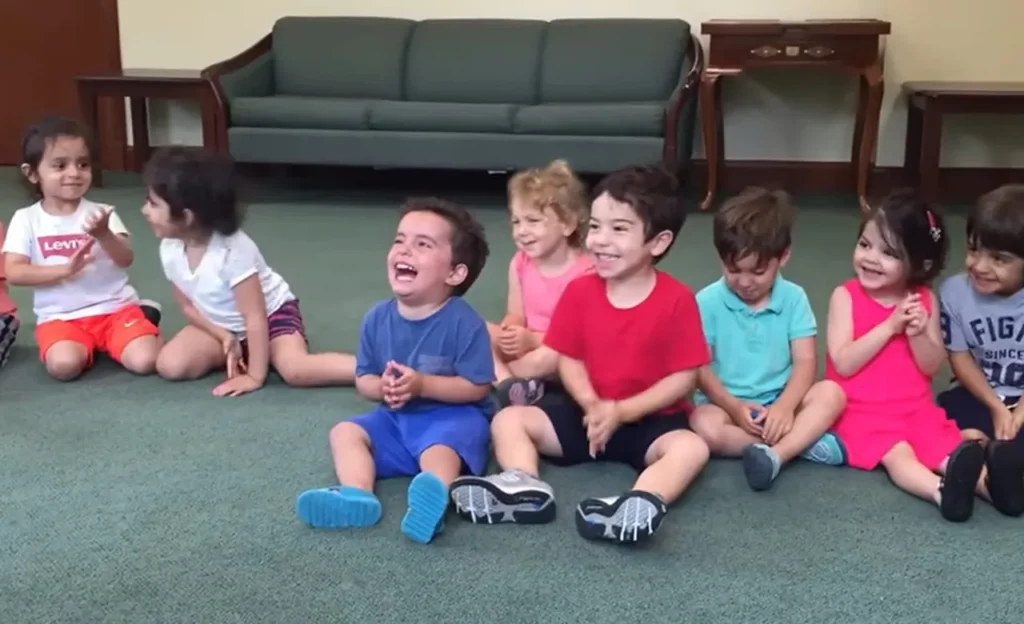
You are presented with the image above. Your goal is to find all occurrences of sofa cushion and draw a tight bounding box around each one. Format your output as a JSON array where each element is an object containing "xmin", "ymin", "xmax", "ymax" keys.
[
  {"xmin": 539, "ymin": 19, "xmax": 688, "ymax": 103},
  {"xmin": 370, "ymin": 101, "xmax": 515, "ymax": 133},
  {"xmin": 404, "ymin": 19, "xmax": 546, "ymax": 104},
  {"xmin": 272, "ymin": 17, "xmax": 414, "ymax": 99},
  {"xmin": 514, "ymin": 103, "xmax": 664, "ymax": 137},
  {"xmin": 231, "ymin": 96, "xmax": 371, "ymax": 130}
]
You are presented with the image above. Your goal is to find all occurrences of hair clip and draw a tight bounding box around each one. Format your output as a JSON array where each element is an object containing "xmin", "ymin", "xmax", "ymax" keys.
[{"xmin": 926, "ymin": 210, "xmax": 941, "ymax": 242}]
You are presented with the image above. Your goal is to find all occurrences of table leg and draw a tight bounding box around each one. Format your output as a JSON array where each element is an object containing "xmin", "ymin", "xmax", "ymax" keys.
[
  {"xmin": 129, "ymin": 97, "xmax": 150, "ymax": 172},
  {"xmin": 851, "ymin": 75, "xmax": 868, "ymax": 174},
  {"xmin": 198, "ymin": 87, "xmax": 220, "ymax": 153},
  {"xmin": 903, "ymin": 97, "xmax": 924, "ymax": 188},
  {"xmin": 917, "ymin": 103, "xmax": 943, "ymax": 204},
  {"xmin": 855, "ymin": 65, "xmax": 884, "ymax": 212},
  {"xmin": 699, "ymin": 70, "xmax": 727, "ymax": 211},
  {"xmin": 77, "ymin": 85, "xmax": 103, "ymax": 187}
]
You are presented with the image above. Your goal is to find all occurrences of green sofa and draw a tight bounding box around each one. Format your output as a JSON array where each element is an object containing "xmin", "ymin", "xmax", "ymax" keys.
[{"xmin": 202, "ymin": 16, "xmax": 703, "ymax": 176}]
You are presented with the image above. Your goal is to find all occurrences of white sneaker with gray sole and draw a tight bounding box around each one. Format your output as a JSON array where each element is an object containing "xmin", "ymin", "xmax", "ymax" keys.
[{"xmin": 450, "ymin": 469, "xmax": 556, "ymax": 525}]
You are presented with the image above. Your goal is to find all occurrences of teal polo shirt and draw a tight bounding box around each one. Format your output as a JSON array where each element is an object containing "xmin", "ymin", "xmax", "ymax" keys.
[{"xmin": 693, "ymin": 276, "xmax": 817, "ymax": 406}]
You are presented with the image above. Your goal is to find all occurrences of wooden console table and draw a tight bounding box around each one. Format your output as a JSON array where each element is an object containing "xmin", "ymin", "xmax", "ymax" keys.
[
  {"xmin": 699, "ymin": 19, "xmax": 891, "ymax": 211},
  {"xmin": 76, "ymin": 69, "xmax": 220, "ymax": 187},
  {"xmin": 903, "ymin": 81, "xmax": 1024, "ymax": 203}
]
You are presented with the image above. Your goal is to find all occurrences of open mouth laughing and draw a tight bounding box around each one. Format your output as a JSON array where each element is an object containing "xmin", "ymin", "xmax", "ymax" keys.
[{"xmin": 393, "ymin": 262, "xmax": 418, "ymax": 282}]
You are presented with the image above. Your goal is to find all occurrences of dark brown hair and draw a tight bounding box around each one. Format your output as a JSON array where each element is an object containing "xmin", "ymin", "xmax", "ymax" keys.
[
  {"xmin": 20, "ymin": 116, "xmax": 96, "ymax": 198},
  {"xmin": 859, "ymin": 188, "xmax": 948, "ymax": 286},
  {"xmin": 967, "ymin": 184, "xmax": 1024, "ymax": 259},
  {"xmin": 400, "ymin": 197, "xmax": 490, "ymax": 296},
  {"xmin": 591, "ymin": 164, "xmax": 683, "ymax": 264},
  {"xmin": 713, "ymin": 187, "xmax": 795, "ymax": 267},
  {"xmin": 144, "ymin": 146, "xmax": 242, "ymax": 236}
]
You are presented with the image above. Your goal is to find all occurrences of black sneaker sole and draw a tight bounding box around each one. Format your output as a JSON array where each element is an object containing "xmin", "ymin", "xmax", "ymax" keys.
[
  {"xmin": 449, "ymin": 477, "xmax": 556, "ymax": 525},
  {"xmin": 986, "ymin": 440, "xmax": 1024, "ymax": 517},
  {"xmin": 940, "ymin": 441, "xmax": 985, "ymax": 522},
  {"xmin": 574, "ymin": 490, "xmax": 666, "ymax": 544},
  {"xmin": 139, "ymin": 299, "xmax": 162, "ymax": 327}
]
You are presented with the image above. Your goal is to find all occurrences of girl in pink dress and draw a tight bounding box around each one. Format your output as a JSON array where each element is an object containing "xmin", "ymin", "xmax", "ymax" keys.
[
  {"xmin": 489, "ymin": 160, "xmax": 594, "ymax": 407},
  {"xmin": 825, "ymin": 190, "xmax": 1019, "ymax": 522}
]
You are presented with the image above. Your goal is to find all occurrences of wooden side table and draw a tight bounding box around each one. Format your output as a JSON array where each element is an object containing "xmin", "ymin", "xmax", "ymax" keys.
[
  {"xmin": 699, "ymin": 19, "xmax": 891, "ymax": 211},
  {"xmin": 903, "ymin": 81, "xmax": 1024, "ymax": 203},
  {"xmin": 75, "ymin": 69, "xmax": 221, "ymax": 187}
]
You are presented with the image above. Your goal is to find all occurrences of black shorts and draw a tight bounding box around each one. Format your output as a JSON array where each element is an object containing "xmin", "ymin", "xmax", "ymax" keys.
[
  {"xmin": 937, "ymin": 385, "xmax": 1024, "ymax": 448},
  {"xmin": 534, "ymin": 389, "xmax": 689, "ymax": 471}
]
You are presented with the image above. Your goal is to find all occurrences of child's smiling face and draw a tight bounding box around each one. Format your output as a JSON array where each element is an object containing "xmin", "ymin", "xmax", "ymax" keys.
[
  {"xmin": 387, "ymin": 210, "xmax": 466, "ymax": 305},
  {"xmin": 23, "ymin": 135, "xmax": 92, "ymax": 204}
]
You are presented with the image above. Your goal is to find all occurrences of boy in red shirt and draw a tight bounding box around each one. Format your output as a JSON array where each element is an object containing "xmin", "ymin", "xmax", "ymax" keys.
[{"xmin": 449, "ymin": 165, "xmax": 711, "ymax": 544}]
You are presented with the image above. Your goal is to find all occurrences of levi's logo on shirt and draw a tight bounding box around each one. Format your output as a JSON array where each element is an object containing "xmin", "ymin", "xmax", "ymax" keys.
[{"xmin": 38, "ymin": 234, "xmax": 90, "ymax": 259}]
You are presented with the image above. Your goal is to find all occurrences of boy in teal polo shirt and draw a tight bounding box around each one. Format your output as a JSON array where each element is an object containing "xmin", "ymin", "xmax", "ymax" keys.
[{"xmin": 691, "ymin": 188, "xmax": 847, "ymax": 491}]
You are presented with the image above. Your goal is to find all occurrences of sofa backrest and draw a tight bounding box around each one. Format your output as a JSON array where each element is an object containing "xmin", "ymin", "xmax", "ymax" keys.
[
  {"xmin": 269, "ymin": 16, "xmax": 691, "ymax": 103},
  {"xmin": 272, "ymin": 16, "xmax": 415, "ymax": 99},
  {"xmin": 539, "ymin": 19, "xmax": 689, "ymax": 103},
  {"xmin": 404, "ymin": 19, "xmax": 546, "ymax": 104}
]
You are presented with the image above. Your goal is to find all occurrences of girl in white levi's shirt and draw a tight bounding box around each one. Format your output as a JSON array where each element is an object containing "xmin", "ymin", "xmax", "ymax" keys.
[
  {"xmin": 2, "ymin": 117, "xmax": 163, "ymax": 381},
  {"xmin": 141, "ymin": 146, "xmax": 356, "ymax": 398}
]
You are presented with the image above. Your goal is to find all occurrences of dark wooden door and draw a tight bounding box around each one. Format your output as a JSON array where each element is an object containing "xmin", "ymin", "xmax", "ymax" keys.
[{"xmin": 0, "ymin": 0, "xmax": 126, "ymax": 168}]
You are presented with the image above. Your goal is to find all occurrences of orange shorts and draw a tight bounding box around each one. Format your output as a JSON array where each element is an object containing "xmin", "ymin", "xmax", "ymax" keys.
[{"xmin": 34, "ymin": 304, "xmax": 159, "ymax": 365}]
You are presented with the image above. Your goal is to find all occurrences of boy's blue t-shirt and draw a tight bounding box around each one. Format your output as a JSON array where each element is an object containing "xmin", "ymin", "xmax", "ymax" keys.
[
  {"xmin": 940, "ymin": 272, "xmax": 1024, "ymax": 397},
  {"xmin": 355, "ymin": 296, "xmax": 496, "ymax": 415},
  {"xmin": 694, "ymin": 276, "xmax": 816, "ymax": 407}
]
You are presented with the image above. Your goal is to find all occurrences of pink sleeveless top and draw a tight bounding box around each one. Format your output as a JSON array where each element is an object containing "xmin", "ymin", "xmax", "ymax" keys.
[
  {"xmin": 513, "ymin": 250, "xmax": 594, "ymax": 332},
  {"xmin": 825, "ymin": 279, "xmax": 933, "ymax": 406}
]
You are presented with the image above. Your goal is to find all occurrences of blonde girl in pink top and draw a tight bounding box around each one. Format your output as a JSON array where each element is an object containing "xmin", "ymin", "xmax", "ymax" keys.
[
  {"xmin": 490, "ymin": 160, "xmax": 594, "ymax": 407},
  {"xmin": 825, "ymin": 190, "xmax": 1022, "ymax": 522}
]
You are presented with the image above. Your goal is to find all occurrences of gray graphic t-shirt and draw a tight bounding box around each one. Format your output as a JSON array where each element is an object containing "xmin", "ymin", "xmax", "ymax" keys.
[{"xmin": 940, "ymin": 272, "xmax": 1024, "ymax": 397}]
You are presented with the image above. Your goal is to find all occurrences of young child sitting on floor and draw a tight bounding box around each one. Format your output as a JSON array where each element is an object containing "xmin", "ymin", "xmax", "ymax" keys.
[
  {"xmin": 937, "ymin": 184, "xmax": 1024, "ymax": 516},
  {"xmin": 690, "ymin": 188, "xmax": 847, "ymax": 491},
  {"xmin": 491, "ymin": 159, "xmax": 593, "ymax": 407},
  {"xmin": 826, "ymin": 190, "xmax": 1023, "ymax": 522},
  {"xmin": 450, "ymin": 165, "xmax": 711, "ymax": 545},
  {"xmin": 141, "ymin": 146, "xmax": 356, "ymax": 397},
  {"xmin": 295, "ymin": 198, "xmax": 494, "ymax": 545},
  {"xmin": 3, "ymin": 117, "xmax": 162, "ymax": 381},
  {"xmin": 0, "ymin": 219, "xmax": 20, "ymax": 370}
]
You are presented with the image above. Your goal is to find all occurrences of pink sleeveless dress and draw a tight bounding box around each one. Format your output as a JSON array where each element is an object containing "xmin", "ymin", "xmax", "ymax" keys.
[
  {"xmin": 513, "ymin": 250, "xmax": 594, "ymax": 333},
  {"xmin": 825, "ymin": 279, "xmax": 961, "ymax": 470}
]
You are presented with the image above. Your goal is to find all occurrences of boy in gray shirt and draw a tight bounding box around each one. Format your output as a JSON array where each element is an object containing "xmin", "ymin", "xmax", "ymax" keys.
[{"xmin": 938, "ymin": 184, "xmax": 1024, "ymax": 517}]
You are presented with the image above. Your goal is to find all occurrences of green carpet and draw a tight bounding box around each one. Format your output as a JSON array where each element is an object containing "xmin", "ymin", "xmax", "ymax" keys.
[{"xmin": 1, "ymin": 168, "xmax": 1018, "ymax": 623}]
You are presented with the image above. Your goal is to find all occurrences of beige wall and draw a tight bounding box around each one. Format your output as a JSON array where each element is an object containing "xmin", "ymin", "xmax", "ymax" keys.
[{"xmin": 117, "ymin": 0, "xmax": 1024, "ymax": 168}]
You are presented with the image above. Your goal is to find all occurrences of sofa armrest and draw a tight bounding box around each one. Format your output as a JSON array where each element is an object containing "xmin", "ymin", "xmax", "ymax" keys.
[
  {"xmin": 201, "ymin": 33, "xmax": 274, "ymax": 154},
  {"xmin": 662, "ymin": 33, "xmax": 704, "ymax": 176}
]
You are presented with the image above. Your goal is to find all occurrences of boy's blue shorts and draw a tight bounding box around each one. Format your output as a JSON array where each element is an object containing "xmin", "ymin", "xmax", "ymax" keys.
[{"xmin": 349, "ymin": 404, "xmax": 491, "ymax": 479}]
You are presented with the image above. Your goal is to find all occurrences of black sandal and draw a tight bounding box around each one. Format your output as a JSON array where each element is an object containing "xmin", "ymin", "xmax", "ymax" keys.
[
  {"xmin": 985, "ymin": 440, "xmax": 1024, "ymax": 517},
  {"xmin": 939, "ymin": 440, "xmax": 985, "ymax": 522},
  {"xmin": 495, "ymin": 377, "xmax": 545, "ymax": 409}
]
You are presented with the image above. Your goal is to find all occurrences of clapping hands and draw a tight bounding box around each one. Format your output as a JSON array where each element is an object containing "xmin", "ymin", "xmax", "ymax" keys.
[
  {"xmin": 83, "ymin": 204, "xmax": 113, "ymax": 237},
  {"xmin": 888, "ymin": 293, "xmax": 927, "ymax": 336},
  {"xmin": 382, "ymin": 361, "xmax": 422, "ymax": 410}
]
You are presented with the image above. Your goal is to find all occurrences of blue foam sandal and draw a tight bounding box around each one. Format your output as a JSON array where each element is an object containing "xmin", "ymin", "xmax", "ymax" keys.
[
  {"xmin": 296, "ymin": 486, "xmax": 382, "ymax": 529},
  {"xmin": 401, "ymin": 472, "xmax": 449, "ymax": 544}
]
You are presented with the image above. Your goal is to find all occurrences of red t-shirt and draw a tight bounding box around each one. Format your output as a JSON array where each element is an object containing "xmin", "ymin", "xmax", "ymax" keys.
[{"xmin": 544, "ymin": 271, "xmax": 709, "ymax": 414}]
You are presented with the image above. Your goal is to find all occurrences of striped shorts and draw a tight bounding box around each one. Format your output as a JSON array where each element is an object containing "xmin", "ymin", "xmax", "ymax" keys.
[
  {"xmin": 239, "ymin": 299, "xmax": 306, "ymax": 362},
  {"xmin": 0, "ymin": 314, "xmax": 20, "ymax": 370},
  {"xmin": 267, "ymin": 299, "xmax": 306, "ymax": 341}
]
